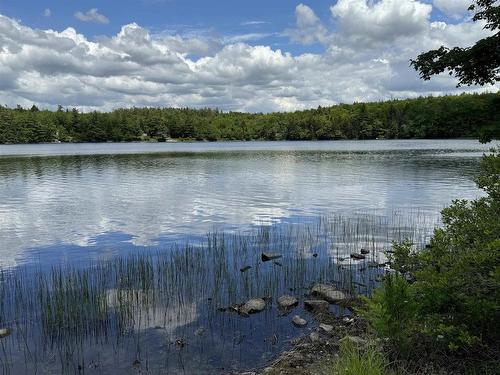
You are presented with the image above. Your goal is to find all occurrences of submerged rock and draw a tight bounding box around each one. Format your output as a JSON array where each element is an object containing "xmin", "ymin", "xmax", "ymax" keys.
[
  {"xmin": 0, "ymin": 328, "xmax": 11, "ymax": 339},
  {"xmin": 261, "ymin": 253, "xmax": 282, "ymax": 262},
  {"xmin": 240, "ymin": 266, "xmax": 252, "ymax": 273},
  {"xmin": 277, "ymin": 295, "xmax": 298, "ymax": 310},
  {"xmin": 304, "ymin": 299, "xmax": 329, "ymax": 311},
  {"xmin": 194, "ymin": 327, "xmax": 206, "ymax": 336},
  {"xmin": 361, "ymin": 248, "xmax": 370, "ymax": 255},
  {"xmin": 292, "ymin": 315, "xmax": 308, "ymax": 327},
  {"xmin": 350, "ymin": 253, "xmax": 366, "ymax": 260},
  {"xmin": 240, "ymin": 298, "xmax": 266, "ymax": 315},
  {"xmin": 311, "ymin": 283, "xmax": 347, "ymax": 304}
]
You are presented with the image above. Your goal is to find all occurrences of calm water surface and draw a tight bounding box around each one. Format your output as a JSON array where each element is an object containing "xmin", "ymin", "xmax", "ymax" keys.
[
  {"xmin": 0, "ymin": 139, "xmax": 494, "ymax": 268},
  {"xmin": 0, "ymin": 139, "xmax": 496, "ymax": 374}
]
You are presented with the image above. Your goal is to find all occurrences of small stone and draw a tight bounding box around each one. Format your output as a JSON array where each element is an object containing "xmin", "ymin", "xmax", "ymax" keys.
[
  {"xmin": 304, "ymin": 299, "xmax": 329, "ymax": 311},
  {"xmin": 175, "ymin": 338, "xmax": 187, "ymax": 348},
  {"xmin": 277, "ymin": 295, "xmax": 298, "ymax": 310},
  {"xmin": 309, "ymin": 332, "xmax": 320, "ymax": 342},
  {"xmin": 361, "ymin": 249, "xmax": 370, "ymax": 255},
  {"xmin": 240, "ymin": 298, "xmax": 266, "ymax": 315},
  {"xmin": 273, "ymin": 261, "xmax": 283, "ymax": 267},
  {"xmin": 132, "ymin": 359, "xmax": 141, "ymax": 367},
  {"xmin": 350, "ymin": 253, "xmax": 366, "ymax": 260},
  {"xmin": 312, "ymin": 253, "xmax": 318, "ymax": 258},
  {"xmin": 0, "ymin": 328, "xmax": 11, "ymax": 339},
  {"xmin": 261, "ymin": 253, "xmax": 282, "ymax": 262},
  {"xmin": 292, "ymin": 315, "xmax": 308, "ymax": 327},
  {"xmin": 311, "ymin": 283, "xmax": 347, "ymax": 304},
  {"xmin": 342, "ymin": 317, "xmax": 354, "ymax": 325},
  {"xmin": 240, "ymin": 266, "xmax": 252, "ymax": 272},
  {"xmin": 319, "ymin": 323, "xmax": 334, "ymax": 333}
]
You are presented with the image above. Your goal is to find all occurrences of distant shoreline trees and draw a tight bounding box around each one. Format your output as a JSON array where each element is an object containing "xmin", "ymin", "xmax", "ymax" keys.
[{"xmin": 0, "ymin": 93, "xmax": 498, "ymax": 144}]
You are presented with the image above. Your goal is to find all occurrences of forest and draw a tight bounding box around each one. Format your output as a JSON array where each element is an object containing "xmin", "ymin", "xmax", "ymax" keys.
[{"xmin": 0, "ymin": 92, "xmax": 499, "ymax": 144}]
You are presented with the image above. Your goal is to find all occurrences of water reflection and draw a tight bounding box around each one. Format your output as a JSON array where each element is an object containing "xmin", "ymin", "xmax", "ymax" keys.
[
  {"xmin": 0, "ymin": 140, "xmax": 493, "ymax": 268},
  {"xmin": 0, "ymin": 215, "xmax": 430, "ymax": 374}
]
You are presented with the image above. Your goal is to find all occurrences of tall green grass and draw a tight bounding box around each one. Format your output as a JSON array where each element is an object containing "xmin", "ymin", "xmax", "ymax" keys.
[{"xmin": 326, "ymin": 339, "xmax": 395, "ymax": 375}]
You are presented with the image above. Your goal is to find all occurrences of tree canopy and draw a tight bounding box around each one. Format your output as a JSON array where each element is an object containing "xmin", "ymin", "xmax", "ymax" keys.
[
  {"xmin": 0, "ymin": 93, "xmax": 498, "ymax": 144},
  {"xmin": 411, "ymin": 0, "xmax": 500, "ymax": 87}
]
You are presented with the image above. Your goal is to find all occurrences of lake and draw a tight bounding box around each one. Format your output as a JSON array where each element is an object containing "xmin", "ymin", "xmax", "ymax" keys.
[{"xmin": 0, "ymin": 139, "xmax": 496, "ymax": 374}]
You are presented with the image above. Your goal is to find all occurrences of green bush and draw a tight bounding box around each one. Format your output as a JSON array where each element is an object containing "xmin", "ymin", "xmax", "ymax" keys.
[{"xmin": 362, "ymin": 148, "xmax": 500, "ymax": 366}]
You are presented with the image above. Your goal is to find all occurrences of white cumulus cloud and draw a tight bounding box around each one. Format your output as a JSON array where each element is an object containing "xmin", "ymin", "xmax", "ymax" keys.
[
  {"xmin": 433, "ymin": 0, "xmax": 472, "ymax": 18},
  {"xmin": 74, "ymin": 8, "xmax": 110, "ymax": 24},
  {"xmin": 0, "ymin": 1, "xmax": 497, "ymax": 113}
]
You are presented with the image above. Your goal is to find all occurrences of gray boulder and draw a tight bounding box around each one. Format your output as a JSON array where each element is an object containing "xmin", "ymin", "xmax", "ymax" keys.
[
  {"xmin": 311, "ymin": 283, "xmax": 347, "ymax": 304},
  {"xmin": 277, "ymin": 295, "xmax": 298, "ymax": 310},
  {"xmin": 239, "ymin": 298, "xmax": 266, "ymax": 315}
]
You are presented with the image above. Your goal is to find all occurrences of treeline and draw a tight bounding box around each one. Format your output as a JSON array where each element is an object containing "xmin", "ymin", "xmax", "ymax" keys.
[{"xmin": 0, "ymin": 93, "xmax": 499, "ymax": 144}]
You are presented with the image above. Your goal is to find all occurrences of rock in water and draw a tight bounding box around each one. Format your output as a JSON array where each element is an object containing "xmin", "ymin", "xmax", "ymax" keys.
[
  {"xmin": 292, "ymin": 315, "xmax": 307, "ymax": 327},
  {"xmin": 350, "ymin": 253, "xmax": 366, "ymax": 260},
  {"xmin": 261, "ymin": 253, "xmax": 282, "ymax": 262},
  {"xmin": 240, "ymin": 266, "xmax": 252, "ymax": 273},
  {"xmin": 0, "ymin": 328, "xmax": 11, "ymax": 339},
  {"xmin": 304, "ymin": 299, "xmax": 329, "ymax": 311},
  {"xmin": 361, "ymin": 249, "xmax": 370, "ymax": 255},
  {"xmin": 277, "ymin": 295, "xmax": 298, "ymax": 310},
  {"xmin": 194, "ymin": 327, "xmax": 206, "ymax": 336},
  {"xmin": 240, "ymin": 298, "xmax": 266, "ymax": 315},
  {"xmin": 311, "ymin": 283, "xmax": 346, "ymax": 304}
]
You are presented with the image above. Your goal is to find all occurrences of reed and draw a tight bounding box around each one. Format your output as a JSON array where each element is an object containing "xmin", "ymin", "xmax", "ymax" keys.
[{"xmin": 0, "ymin": 211, "xmax": 438, "ymax": 373}]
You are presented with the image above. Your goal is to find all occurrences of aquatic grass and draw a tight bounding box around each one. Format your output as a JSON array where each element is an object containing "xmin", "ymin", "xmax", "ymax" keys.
[{"xmin": 0, "ymin": 211, "xmax": 439, "ymax": 373}]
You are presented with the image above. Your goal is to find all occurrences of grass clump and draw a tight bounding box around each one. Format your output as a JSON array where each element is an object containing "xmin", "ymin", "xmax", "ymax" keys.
[{"xmin": 326, "ymin": 338, "xmax": 394, "ymax": 375}]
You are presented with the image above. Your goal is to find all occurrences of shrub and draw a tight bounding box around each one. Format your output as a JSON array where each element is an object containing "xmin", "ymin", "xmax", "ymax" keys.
[
  {"xmin": 361, "ymin": 274, "xmax": 418, "ymax": 357},
  {"xmin": 362, "ymin": 148, "xmax": 500, "ymax": 366}
]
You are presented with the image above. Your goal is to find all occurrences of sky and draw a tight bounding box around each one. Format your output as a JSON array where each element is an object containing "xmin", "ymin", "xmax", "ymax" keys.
[{"xmin": 0, "ymin": 0, "xmax": 497, "ymax": 112}]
